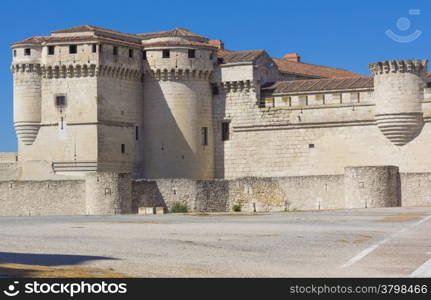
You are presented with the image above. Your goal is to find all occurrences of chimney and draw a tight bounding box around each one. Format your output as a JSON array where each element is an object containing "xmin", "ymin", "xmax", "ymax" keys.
[
  {"xmin": 283, "ymin": 53, "xmax": 301, "ymax": 62},
  {"xmin": 209, "ymin": 40, "xmax": 224, "ymax": 50}
]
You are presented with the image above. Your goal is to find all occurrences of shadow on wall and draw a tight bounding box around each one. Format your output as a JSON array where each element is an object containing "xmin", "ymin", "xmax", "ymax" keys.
[
  {"xmin": 0, "ymin": 252, "xmax": 117, "ymax": 266},
  {"xmin": 142, "ymin": 60, "xmax": 213, "ymax": 179}
]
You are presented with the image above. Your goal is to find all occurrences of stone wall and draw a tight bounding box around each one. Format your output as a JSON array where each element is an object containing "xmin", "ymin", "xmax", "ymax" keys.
[
  {"xmin": 400, "ymin": 172, "xmax": 431, "ymax": 207},
  {"xmin": 0, "ymin": 180, "xmax": 85, "ymax": 216}
]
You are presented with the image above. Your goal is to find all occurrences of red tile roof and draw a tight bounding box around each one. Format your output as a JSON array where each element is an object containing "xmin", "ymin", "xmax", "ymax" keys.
[
  {"xmin": 262, "ymin": 77, "xmax": 374, "ymax": 94},
  {"xmin": 273, "ymin": 58, "xmax": 361, "ymax": 79},
  {"xmin": 217, "ymin": 49, "xmax": 266, "ymax": 63},
  {"xmin": 138, "ymin": 28, "xmax": 207, "ymax": 41}
]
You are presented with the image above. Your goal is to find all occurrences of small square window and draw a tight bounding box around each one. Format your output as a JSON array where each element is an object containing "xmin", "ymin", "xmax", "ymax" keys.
[
  {"xmin": 309, "ymin": 144, "xmax": 315, "ymax": 149},
  {"xmin": 201, "ymin": 127, "xmax": 208, "ymax": 146},
  {"xmin": 92, "ymin": 44, "xmax": 97, "ymax": 53},
  {"xmin": 129, "ymin": 49, "xmax": 133, "ymax": 58},
  {"xmin": 162, "ymin": 49, "xmax": 170, "ymax": 58},
  {"xmin": 121, "ymin": 144, "xmax": 125, "ymax": 153},
  {"xmin": 24, "ymin": 48, "xmax": 31, "ymax": 56},
  {"xmin": 48, "ymin": 46, "xmax": 55, "ymax": 55},
  {"xmin": 113, "ymin": 46, "xmax": 118, "ymax": 56},
  {"xmin": 142, "ymin": 51, "xmax": 147, "ymax": 60},
  {"xmin": 222, "ymin": 122, "xmax": 230, "ymax": 141},
  {"xmin": 55, "ymin": 95, "xmax": 66, "ymax": 107},
  {"xmin": 69, "ymin": 45, "xmax": 77, "ymax": 54},
  {"xmin": 188, "ymin": 49, "xmax": 195, "ymax": 58}
]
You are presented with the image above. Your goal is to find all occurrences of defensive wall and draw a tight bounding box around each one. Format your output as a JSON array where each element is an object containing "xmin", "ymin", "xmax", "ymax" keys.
[{"xmin": 0, "ymin": 167, "xmax": 430, "ymax": 216}]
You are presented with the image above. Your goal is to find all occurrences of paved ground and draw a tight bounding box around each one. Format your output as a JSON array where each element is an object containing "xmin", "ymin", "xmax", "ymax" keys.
[{"xmin": 0, "ymin": 207, "xmax": 431, "ymax": 277}]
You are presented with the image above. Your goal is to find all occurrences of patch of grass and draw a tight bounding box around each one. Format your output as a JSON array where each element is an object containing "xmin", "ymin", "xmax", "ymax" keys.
[
  {"xmin": 232, "ymin": 204, "xmax": 241, "ymax": 212},
  {"xmin": 170, "ymin": 202, "xmax": 188, "ymax": 213}
]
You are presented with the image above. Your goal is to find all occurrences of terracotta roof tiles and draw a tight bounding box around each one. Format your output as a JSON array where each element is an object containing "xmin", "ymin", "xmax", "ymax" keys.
[{"xmin": 262, "ymin": 77, "xmax": 374, "ymax": 94}]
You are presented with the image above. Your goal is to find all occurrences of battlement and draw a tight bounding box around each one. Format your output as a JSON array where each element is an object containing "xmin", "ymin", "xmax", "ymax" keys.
[{"xmin": 369, "ymin": 59, "xmax": 428, "ymax": 76}]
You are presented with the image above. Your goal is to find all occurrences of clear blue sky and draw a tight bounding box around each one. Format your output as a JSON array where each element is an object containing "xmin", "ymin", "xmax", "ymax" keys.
[{"xmin": 1, "ymin": 0, "xmax": 430, "ymax": 152}]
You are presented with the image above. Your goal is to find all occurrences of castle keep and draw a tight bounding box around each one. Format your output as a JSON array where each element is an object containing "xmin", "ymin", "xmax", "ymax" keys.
[{"xmin": 1, "ymin": 25, "xmax": 431, "ymax": 215}]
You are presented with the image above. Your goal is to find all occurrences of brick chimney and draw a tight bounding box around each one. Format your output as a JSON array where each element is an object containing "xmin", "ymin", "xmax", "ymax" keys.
[
  {"xmin": 209, "ymin": 40, "xmax": 224, "ymax": 50},
  {"xmin": 283, "ymin": 53, "xmax": 301, "ymax": 62}
]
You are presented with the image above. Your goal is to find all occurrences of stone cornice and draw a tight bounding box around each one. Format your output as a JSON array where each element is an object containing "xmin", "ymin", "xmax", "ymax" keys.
[
  {"xmin": 369, "ymin": 59, "xmax": 428, "ymax": 76},
  {"xmin": 143, "ymin": 68, "xmax": 212, "ymax": 81}
]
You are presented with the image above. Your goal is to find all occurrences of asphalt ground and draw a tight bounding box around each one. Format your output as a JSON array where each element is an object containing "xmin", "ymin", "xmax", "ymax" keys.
[{"xmin": 0, "ymin": 207, "xmax": 430, "ymax": 277}]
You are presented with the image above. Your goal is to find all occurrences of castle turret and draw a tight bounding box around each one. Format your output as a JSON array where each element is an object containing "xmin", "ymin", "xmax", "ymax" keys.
[
  {"xmin": 11, "ymin": 41, "xmax": 42, "ymax": 146},
  {"xmin": 369, "ymin": 59, "xmax": 428, "ymax": 146},
  {"xmin": 141, "ymin": 29, "xmax": 216, "ymax": 179}
]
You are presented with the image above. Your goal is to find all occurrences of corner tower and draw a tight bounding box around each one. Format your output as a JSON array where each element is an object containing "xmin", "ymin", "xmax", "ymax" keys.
[
  {"xmin": 369, "ymin": 59, "xmax": 428, "ymax": 146},
  {"xmin": 11, "ymin": 39, "xmax": 42, "ymax": 146},
  {"xmin": 141, "ymin": 29, "xmax": 216, "ymax": 179}
]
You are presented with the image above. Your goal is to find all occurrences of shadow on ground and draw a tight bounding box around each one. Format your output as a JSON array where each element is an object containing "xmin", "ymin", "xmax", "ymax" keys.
[{"xmin": 0, "ymin": 252, "xmax": 125, "ymax": 278}]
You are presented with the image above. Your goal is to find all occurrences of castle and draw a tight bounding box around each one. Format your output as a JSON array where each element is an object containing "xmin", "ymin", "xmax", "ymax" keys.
[{"xmin": 1, "ymin": 25, "xmax": 431, "ymax": 216}]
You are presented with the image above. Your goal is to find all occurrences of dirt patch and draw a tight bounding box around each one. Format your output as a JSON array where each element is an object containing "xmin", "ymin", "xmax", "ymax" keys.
[
  {"xmin": 379, "ymin": 212, "xmax": 426, "ymax": 222},
  {"xmin": 337, "ymin": 235, "xmax": 373, "ymax": 244},
  {"xmin": 0, "ymin": 263, "xmax": 129, "ymax": 278},
  {"xmin": 96, "ymin": 221, "xmax": 169, "ymax": 225},
  {"xmin": 190, "ymin": 213, "xmax": 266, "ymax": 217}
]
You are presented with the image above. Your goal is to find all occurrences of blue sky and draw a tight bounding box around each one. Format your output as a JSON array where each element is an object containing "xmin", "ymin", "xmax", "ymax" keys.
[{"xmin": 0, "ymin": 0, "xmax": 430, "ymax": 151}]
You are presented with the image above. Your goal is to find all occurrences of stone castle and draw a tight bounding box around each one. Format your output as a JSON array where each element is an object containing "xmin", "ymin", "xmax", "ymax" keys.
[{"xmin": 1, "ymin": 25, "xmax": 430, "ymax": 215}]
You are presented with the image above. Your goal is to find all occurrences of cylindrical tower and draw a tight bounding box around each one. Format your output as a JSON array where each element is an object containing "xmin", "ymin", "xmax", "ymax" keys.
[
  {"xmin": 369, "ymin": 59, "xmax": 428, "ymax": 146},
  {"xmin": 11, "ymin": 43, "xmax": 42, "ymax": 146},
  {"xmin": 141, "ymin": 30, "xmax": 216, "ymax": 179}
]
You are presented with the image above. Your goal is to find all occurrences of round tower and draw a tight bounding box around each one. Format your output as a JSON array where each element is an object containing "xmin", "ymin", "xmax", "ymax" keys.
[
  {"xmin": 141, "ymin": 29, "xmax": 216, "ymax": 179},
  {"xmin": 369, "ymin": 59, "xmax": 428, "ymax": 146},
  {"xmin": 11, "ymin": 43, "xmax": 42, "ymax": 146}
]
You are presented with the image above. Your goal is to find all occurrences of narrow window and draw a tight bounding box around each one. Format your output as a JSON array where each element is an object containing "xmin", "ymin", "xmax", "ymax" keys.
[
  {"xmin": 13, "ymin": 49, "xmax": 16, "ymax": 57},
  {"xmin": 48, "ymin": 46, "xmax": 55, "ymax": 55},
  {"xmin": 92, "ymin": 44, "xmax": 97, "ymax": 53},
  {"xmin": 188, "ymin": 49, "xmax": 195, "ymax": 58},
  {"xmin": 209, "ymin": 52, "xmax": 214, "ymax": 60},
  {"xmin": 60, "ymin": 117, "xmax": 64, "ymax": 130},
  {"xmin": 55, "ymin": 95, "xmax": 66, "ymax": 107},
  {"xmin": 24, "ymin": 48, "xmax": 31, "ymax": 56},
  {"xmin": 222, "ymin": 122, "xmax": 230, "ymax": 141},
  {"xmin": 135, "ymin": 126, "xmax": 139, "ymax": 141},
  {"xmin": 129, "ymin": 49, "xmax": 133, "ymax": 58},
  {"xmin": 142, "ymin": 51, "xmax": 147, "ymax": 60},
  {"xmin": 69, "ymin": 45, "xmax": 77, "ymax": 54},
  {"xmin": 201, "ymin": 127, "xmax": 208, "ymax": 146},
  {"xmin": 211, "ymin": 84, "xmax": 219, "ymax": 95},
  {"xmin": 113, "ymin": 46, "xmax": 118, "ymax": 56},
  {"xmin": 162, "ymin": 49, "xmax": 170, "ymax": 58},
  {"xmin": 121, "ymin": 144, "xmax": 125, "ymax": 153}
]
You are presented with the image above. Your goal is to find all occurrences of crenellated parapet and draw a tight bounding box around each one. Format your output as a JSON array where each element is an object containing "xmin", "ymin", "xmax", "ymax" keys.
[
  {"xmin": 12, "ymin": 63, "xmax": 142, "ymax": 81},
  {"xmin": 369, "ymin": 59, "xmax": 428, "ymax": 77},
  {"xmin": 10, "ymin": 63, "xmax": 41, "ymax": 75},
  {"xmin": 143, "ymin": 68, "xmax": 212, "ymax": 81},
  {"xmin": 220, "ymin": 80, "xmax": 255, "ymax": 94}
]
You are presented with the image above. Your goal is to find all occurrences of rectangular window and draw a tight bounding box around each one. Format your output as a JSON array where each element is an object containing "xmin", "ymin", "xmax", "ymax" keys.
[
  {"xmin": 92, "ymin": 44, "xmax": 97, "ymax": 53},
  {"xmin": 211, "ymin": 84, "xmax": 219, "ymax": 95},
  {"xmin": 201, "ymin": 127, "xmax": 208, "ymax": 146},
  {"xmin": 69, "ymin": 45, "xmax": 77, "ymax": 54},
  {"xmin": 55, "ymin": 95, "xmax": 66, "ymax": 107},
  {"xmin": 13, "ymin": 50, "xmax": 16, "ymax": 57},
  {"xmin": 99, "ymin": 44, "xmax": 103, "ymax": 52},
  {"xmin": 24, "ymin": 48, "xmax": 31, "ymax": 56},
  {"xmin": 282, "ymin": 96, "xmax": 291, "ymax": 106},
  {"xmin": 162, "ymin": 49, "xmax": 170, "ymax": 58},
  {"xmin": 135, "ymin": 126, "xmax": 139, "ymax": 141},
  {"xmin": 222, "ymin": 122, "xmax": 230, "ymax": 141},
  {"xmin": 188, "ymin": 49, "xmax": 195, "ymax": 58},
  {"xmin": 129, "ymin": 49, "xmax": 133, "ymax": 58},
  {"xmin": 265, "ymin": 97, "xmax": 274, "ymax": 107},
  {"xmin": 142, "ymin": 51, "xmax": 147, "ymax": 60},
  {"xmin": 121, "ymin": 144, "xmax": 125, "ymax": 153},
  {"xmin": 48, "ymin": 46, "xmax": 55, "ymax": 55},
  {"xmin": 113, "ymin": 46, "xmax": 118, "ymax": 56}
]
